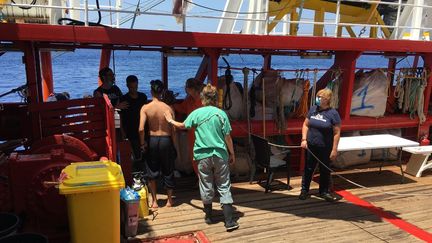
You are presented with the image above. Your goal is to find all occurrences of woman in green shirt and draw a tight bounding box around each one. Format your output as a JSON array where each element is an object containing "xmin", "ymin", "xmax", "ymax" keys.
[{"xmin": 165, "ymin": 84, "xmax": 239, "ymax": 232}]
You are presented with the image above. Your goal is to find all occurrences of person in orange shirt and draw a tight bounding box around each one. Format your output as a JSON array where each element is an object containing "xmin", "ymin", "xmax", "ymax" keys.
[{"xmin": 173, "ymin": 78, "xmax": 203, "ymax": 176}]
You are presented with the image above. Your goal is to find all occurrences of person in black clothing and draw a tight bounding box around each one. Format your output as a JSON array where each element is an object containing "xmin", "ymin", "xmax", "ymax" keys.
[
  {"xmin": 119, "ymin": 75, "xmax": 148, "ymax": 168},
  {"xmin": 93, "ymin": 67, "xmax": 127, "ymax": 109},
  {"xmin": 299, "ymin": 88, "xmax": 341, "ymax": 202}
]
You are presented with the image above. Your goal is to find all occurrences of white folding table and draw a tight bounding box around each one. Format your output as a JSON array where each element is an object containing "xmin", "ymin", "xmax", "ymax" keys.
[
  {"xmin": 402, "ymin": 145, "xmax": 432, "ymax": 177},
  {"xmin": 337, "ymin": 134, "xmax": 419, "ymax": 182}
]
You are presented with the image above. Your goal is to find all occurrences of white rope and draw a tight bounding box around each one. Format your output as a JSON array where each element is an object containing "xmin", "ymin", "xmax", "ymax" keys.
[
  {"xmin": 393, "ymin": 71, "xmax": 404, "ymax": 110},
  {"xmin": 329, "ymin": 69, "xmax": 341, "ymax": 109},
  {"xmin": 416, "ymin": 70, "xmax": 427, "ymax": 124},
  {"xmin": 276, "ymin": 76, "xmax": 285, "ymax": 131},
  {"xmin": 265, "ymin": 141, "xmax": 432, "ymax": 197},
  {"xmin": 417, "ymin": 83, "xmax": 426, "ymax": 124},
  {"xmin": 310, "ymin": 70, "xmax": 317, "ymax": 109},
  {"xmin": 403, "ymin": 75, "xmax": 411, "ymax": 113}
]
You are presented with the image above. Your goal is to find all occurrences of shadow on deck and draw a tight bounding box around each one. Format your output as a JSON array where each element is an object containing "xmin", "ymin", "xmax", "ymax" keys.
[{"xmin": 129, "ymin": 163, "xmax": 432, "ymax": 242}]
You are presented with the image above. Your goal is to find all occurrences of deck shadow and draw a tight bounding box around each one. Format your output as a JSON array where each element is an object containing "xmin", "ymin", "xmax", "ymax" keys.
[
  {"xmin": 229, "ymin": 185, "xmax": 401, "ymax": 225},
  {"xmin": 137, "ymin": 170, "xmax": 414, "ymax": 233},
  {"xmin": 131, "ymin": 173, "xmax": 425, "ymax": 241},
  {"xmin": 331, "ymin": 170, "xmax": 416, "ymax": 190}
]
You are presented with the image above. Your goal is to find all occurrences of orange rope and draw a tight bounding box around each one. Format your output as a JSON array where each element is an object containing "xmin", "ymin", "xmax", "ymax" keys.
[{"xmin": 294, "ymin": 79, "xmax": 310, "ymax": 118}]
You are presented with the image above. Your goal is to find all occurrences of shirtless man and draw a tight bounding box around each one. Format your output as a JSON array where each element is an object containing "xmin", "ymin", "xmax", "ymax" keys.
[{"xmin": 139, "ymin": 79, "xmax": 176, "ymax": 208}]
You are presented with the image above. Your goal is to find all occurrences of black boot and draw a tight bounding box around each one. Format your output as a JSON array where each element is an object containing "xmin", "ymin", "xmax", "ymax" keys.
[
  {"xmin": 203, "ymin": 204, "xmax": 213, "ymax": 224},
  {"xmin": 298, "ymin": 190, "xmax": 309, "ymax": 200},
  {"xmin": 222, "ymin": 204, "xmax": 239, "ymax": 232}
]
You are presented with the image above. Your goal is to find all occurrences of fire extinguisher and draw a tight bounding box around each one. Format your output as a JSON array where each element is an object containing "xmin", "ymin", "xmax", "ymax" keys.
[{"xmin": 420, "ymin": 135, "xmax": 430, "ymax": 146}]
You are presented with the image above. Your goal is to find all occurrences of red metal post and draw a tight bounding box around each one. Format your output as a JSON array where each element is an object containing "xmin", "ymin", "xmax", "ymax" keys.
[
  {"xmin": 99, "ymin": 48, "xmax": 111, "ymax": 86},
  {"xmin": 195, "ymin": 56, "xmax": 209, "ymax": 82},
  {"xmin": 387, "ymin": 58, "xmax": 396, "ymax": 81},
  {"xmin": 103, "ymin": 95, "xmax": 117, "ymax": 161},
  {"xmin": 22, "ymin": 42, "xmax": 40, "ymax": 104},
  {"xmin": 161, "ymin": 52, "xmax": 168, "ymax": 88},
  {"xmin": 22, "ymin": 41, "xmax": 43, "ymax": 140},
  {"xmin": 334, "ymin": 51, "xmax": 361, "ymax": 121},
  {"xmin": 41, "ymin": 51, "xmax": 53, "ymax": 101},
  {"xmin": 386, "ymin": 58, "xmax": 397, "ymax": 113},
  {"xmin": 316, "ymin": 63, "xmax": 337, "ymax": 91},
  {"xmin": 413, "ymin": 55, "xmax": 420, "ymax": 69},
  {"xmin": 263, "ymin": 54, "xmax": 272, "ymax": 70},
  {"xmin": 205, "ymin": 48, "xmax": 220, "ymax": 86}
]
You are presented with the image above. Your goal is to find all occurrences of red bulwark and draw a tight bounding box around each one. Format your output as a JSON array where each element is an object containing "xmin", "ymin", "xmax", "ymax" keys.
[{"xmin": 2, "ymin": 24, "xmax": 432, "ymax": 53}]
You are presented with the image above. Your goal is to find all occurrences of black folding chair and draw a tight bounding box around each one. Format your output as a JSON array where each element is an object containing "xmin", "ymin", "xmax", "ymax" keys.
[{"xmin": 250, "ymin": 134, "xmax": 291, "ymax": 193}]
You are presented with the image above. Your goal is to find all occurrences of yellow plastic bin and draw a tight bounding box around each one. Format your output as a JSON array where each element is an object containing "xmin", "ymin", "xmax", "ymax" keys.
[{"xmin": 59, "ymin": 161, "xmax": 125, "ymax": 243}]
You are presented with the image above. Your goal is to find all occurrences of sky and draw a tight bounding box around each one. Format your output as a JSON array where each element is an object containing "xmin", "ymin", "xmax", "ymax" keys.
[
  {"xmin": 87, "ymin": 0, "xmax": 229, "ymax": 31},
  {"xmin": 88, "ymin": 0, "xmax": 337, "ymax": 36}
]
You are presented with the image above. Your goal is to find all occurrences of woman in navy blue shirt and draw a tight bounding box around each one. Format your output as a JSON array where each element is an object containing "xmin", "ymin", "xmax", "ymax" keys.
[{"xmin": 299, "ymin": 89, "xmax": 341, "ymax": 202}]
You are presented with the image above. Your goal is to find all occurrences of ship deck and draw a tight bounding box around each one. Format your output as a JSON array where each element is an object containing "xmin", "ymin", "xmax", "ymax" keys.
[{"xmin": 131, "ymin": 162, "xmax": 432, "ymax": 242}]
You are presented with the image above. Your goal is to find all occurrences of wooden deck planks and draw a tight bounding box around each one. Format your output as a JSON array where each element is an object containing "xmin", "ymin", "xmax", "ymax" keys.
[{"xmin": 132, "ymin": 165, "xmax": 431, "ymax": 242}]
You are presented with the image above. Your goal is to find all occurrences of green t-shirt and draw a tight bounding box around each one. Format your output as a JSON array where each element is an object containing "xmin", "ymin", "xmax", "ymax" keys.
[{"xmin": 184, "ymin": 106, "xmax": 232, "ymax": 161}]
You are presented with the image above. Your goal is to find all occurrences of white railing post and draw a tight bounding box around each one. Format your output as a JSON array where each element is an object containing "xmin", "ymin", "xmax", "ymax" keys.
[
  {"xmin": 254, "ymin": 0, "xmax": 262, "ymax": 34},
  {"xmin": 69, "ymin": 0, "xmax": 80, "ymax": 21},
  {"xmin": 262, "ymin": 0, "xmax": 269, "ymax": 35},
  {"xmin": 84, "ymin": 0, "xmax": 88, "ymax": 26},
  {"xmin": 334, "ymin": 0, "xmax": 341, "ymax": 37},
  {"xmin": 410, "ymin": 0, "xmax": 424, "ymax": 40},
  {"xmin": 182, "ymin": 0, "xmax": 186, "ymax": 31},
  {"xmin": 394, "ymin": 0, "xmax": 403, "ymax": 39},
  {"xmin": 116, "ymin": 0, "xmax": 122, "ymax": 28},
  {"xmin": 283, "ymin": 14, "xmax": 289, "ymax": 35},
  {"xmin": 243, "ymin": 0, "xmax": 257, "ymax": 34}
]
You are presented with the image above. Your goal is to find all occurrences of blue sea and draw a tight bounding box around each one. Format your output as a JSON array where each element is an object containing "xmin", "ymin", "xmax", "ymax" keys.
[{"xmin": 0, "ymin": 49, "xmax": 420, "ymax": 102}]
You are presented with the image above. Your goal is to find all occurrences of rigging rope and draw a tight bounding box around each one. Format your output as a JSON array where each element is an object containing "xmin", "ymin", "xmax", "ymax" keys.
[
  {"xmin": 290, "ymin": 71, "xmax": 301, "ymax": 112},
  {"xmin": 296, "ymin": 0, "xmax": 305, "ymax": 32},
  {"xmin": 222, "ymin": 57, "xmax": 233, "ymax": 110},
  {"xmin": 310, "ymin": 69, "xmax": 318, "ymax": 108},
  {"xmin": 416, "ymin": 69, "xmax": 427, "ymax": 123},
  {"xmin": 293, "ymin": 78, "xmax": 310, "ymax": 118},
  {"xmin": 328, "ymin": 69, "xmax": 341, "ymax": 108},
  {"xmin": 400, "ymin": 68, "xmax": 427, "ymax": 123},
  {"xmin": 183, "ymin": 0, "xmax": 290, "ymax": 15},
  {"xmin": 11, "ymin": 0, "xmax": 36, "ymax": 10},
  {"xmin": 403, "ymin": 71, "xmax": 411, "ymax": 113},
  {"xmin": 58, "ymin": 0, "xmax": 103, "ymax": 26},
  {"xmin": 393, "ymin": 70, "xmax": 404, "ymax": 110}
]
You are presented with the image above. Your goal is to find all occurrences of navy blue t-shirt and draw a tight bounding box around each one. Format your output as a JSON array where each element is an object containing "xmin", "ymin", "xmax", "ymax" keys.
[
  {"xmin": 307, "ymin": 105, "xmax": 341, "ymax": 148},
  {"xmin": 119, "ymin": 92, "xmax": 147, "ymax": 139}
]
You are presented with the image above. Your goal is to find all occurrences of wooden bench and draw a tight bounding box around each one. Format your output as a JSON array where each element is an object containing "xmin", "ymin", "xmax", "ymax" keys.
[{"xmin": 402, "ymin": 145, "xmax": 432, "ymax": 177}]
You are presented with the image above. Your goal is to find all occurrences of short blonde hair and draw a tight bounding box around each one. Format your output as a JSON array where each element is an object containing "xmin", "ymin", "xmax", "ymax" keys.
[
  {"xmin": 200, "ymin": 84, "xmax": 218, "ymax": 106},
  {"xmin": 316, "ymin": 88, "xmax": 333, "ymax": 100}
]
